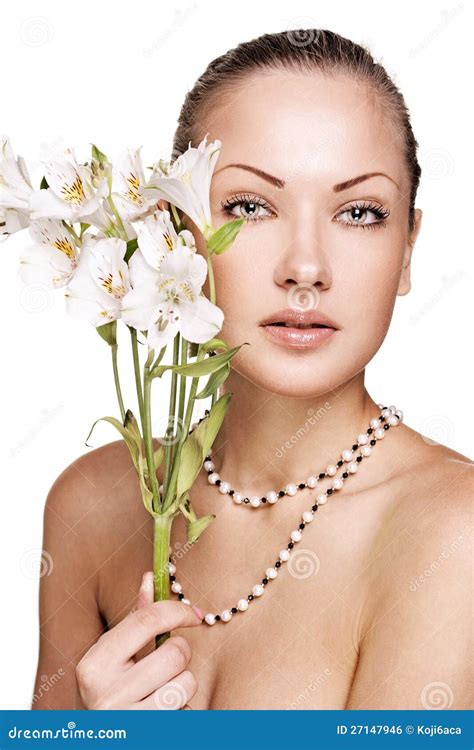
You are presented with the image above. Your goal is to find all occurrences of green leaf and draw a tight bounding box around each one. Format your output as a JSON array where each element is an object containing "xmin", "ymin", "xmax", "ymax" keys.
[
  {"xmin": 187, "ymin": 341, "xmax": 199, "ymax": 359},
  {"xmin": 178, "ymin": 492, "xmax": 196, "ymax": 522},
  {"xmin": 187, "ymin": 514, "xmax": 216, "ymax": 544},
  {"xmin": 152, "ymin": 343, "xmax": 248, "ymax": 379},
  {"xmin": 207, "ymin": 218, "xmax": 244, "ymax": 255},
  {"xmin": 91, "ymin": 143, "xmax": 109, "ymax": 163},
  {"xmin": 124, "ymin": 238, "xmax": 138, "ymax": 263},
  {"xmin": 96, "ymin": 320, "xmax": 117, "ymax": 346},
  {"xmin": 85, "ymin": 415, "xmax": 140, "ymax": 472},
  {"xmin": 195, "ymin": 361, "xmax": 230, "ymax": 399},
  {"xmin": 40, "ymin": 176, "xmax": 49, "ymax": 190},
  {"xmin": 200, "ymin": 337, "xmax": 229, "ymax": 353}
]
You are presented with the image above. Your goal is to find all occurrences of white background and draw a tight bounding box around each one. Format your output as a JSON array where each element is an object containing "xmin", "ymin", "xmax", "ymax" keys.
[{"xmin": 0, "ymin": 0, "xmax": 471, "ymax": 709}]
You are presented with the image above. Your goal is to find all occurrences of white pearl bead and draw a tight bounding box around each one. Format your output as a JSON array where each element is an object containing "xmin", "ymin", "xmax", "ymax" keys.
[
  {"xmin": 327, "ymin": 465, "xmax": 337, "ymax": 476},
  {"xmin": 361, "ymin": 445, "xmax": 372, "ymax": 457},
  {"xmin": 250, "ymin": 495, "xmax": 261, "ymax": 507},
  {"xmin": 286, "ymin": 483, "xmax": 298, "ymax": 496},
  {"xmin": 237, "ymin": 598, "xmax": 249, "ymax": 611},
  {"xmin": 279, "ymin": 549, "xmax": 290, "ymax": 562},
  {"xmin": 370, "ymin": 418, "xmax": 380, "ymax": 428},
  {"xmin": 233, "ymin": 492, "xmax": 243, "ymax": 504},
  {"xmin": 204, "ymin": 613, "xmax": 216, "ymax": 625},
  {"xmin": 171, "ymin": 581, "xmax": 182, "ymax": 593},
  {"xmin": 181, "ymin": 598, "xmax": 191, "ymax": 605},
  {"xmin": 388, "ymin": 414, "xmax": 399, "ymax": 426},
  {"xmin": 218, "ymin": 481, "xmax": 231, "ymax": 494},
  {"xmin": 290, "ymin": 529, "xmax": 302, "ymax": 542},
  {"xmin": 302, "ymin": 510, "xmax": 313, "ymax": 523},
  {"xmin": 358, "ymin": 433, "xmax": 369, "ymax": 445},
  {"xmin": 306, "ymin": 475, "xmax": 317, "ymax": 488},
  {"xmin": 395, "ymin": 409, "xmax": 403, "ymax": 422},
  {"xmin": 317, "ymin": 493, "xmax": 328, "ymax": 505},
  {"xmin": 348, "ymin": 462, "xmax": 358, "ymax": 474},
  {"xmin": 168, "ymin": 562, "xmax": 176, "ymax": 575},
  {"xmin": 342, "ymin": 449, "xmax": 353, "ymax": 462},
  {"xmin": 374, "ymin": 427, "xmax": 385, "ymax": 440},
  {"xmin": 252, "ymin": 584, "xmax": 264, "ymax": 597},
  {"xmin": 266, "ymin": 567, "xmax": 278, "ymax": 579},
  {"xmin": 207, "ymin": 472, "xmax": 220, "ymax": 485},
  {"xmin": 203, "ymin": 460, "xmax": 214, "ymax": 471},
  {"xmin": 332, "ymin": 478, "xmax": 344, "ymax": 490},
  {"xmin": 389, "ymin": 405, "xmax": 397, "ymax": 413},
  {"xmin": 266, "ymin": 490, "xmax": 278, "ymax": 504},
  {"xmin": 381, "ymin": 408, "xmax": 392, "ymax": 419},
  {"xmin": 221, "ymin": 609, "xmax": 232, "ymax": 622}
]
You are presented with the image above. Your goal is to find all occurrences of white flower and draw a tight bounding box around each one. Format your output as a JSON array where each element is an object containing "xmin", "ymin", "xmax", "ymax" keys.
[
  {"xmin": 111, "ymin": 148, "xmax": 157, "ymax": 222},
  {"xmin": 19, "ymin": 218, "xmax": 79, "ymax": 288},
  {"xmin": 121, "ymin": 243, "xmax": 223, "ymax": 348},
  {"xmin": 65, "ymin": 237, "xmax": 130, "ymax": 326},
  {"xmin": 143, "ymin": 134, "xmax": 221, "ymax": 239},
  {"xmin": 29, "ymin": 147, "xmax": 108, "ymax": 223},
  {"xmin": 0, "ymin": 136, "xmax": 34, "ymax": 240},
  {"xmin": 130, "ymin": 209, "xmax": 196, "ymax": 278}
]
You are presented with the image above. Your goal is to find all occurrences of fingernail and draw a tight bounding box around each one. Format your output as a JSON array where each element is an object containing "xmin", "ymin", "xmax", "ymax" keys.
[{"xmin": 192, "ymin": 605, "xmax": 204, "ymax": 620}]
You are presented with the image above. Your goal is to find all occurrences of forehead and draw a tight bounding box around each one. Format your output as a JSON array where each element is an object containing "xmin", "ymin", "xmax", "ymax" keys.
[{"xmin": 205, "ymin": 70, "xmax": 405, "ymax": 191}]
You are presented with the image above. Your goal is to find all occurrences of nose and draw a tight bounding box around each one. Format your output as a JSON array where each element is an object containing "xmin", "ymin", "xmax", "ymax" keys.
[{"xmin": 274, "ymin": 227, "xmax": 332, "ymax": 293}]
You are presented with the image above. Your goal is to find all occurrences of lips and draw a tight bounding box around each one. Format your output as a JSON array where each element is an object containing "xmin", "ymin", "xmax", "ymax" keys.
[
  {"xmin": 259, "ymin": 308, "xmax": 338, "ymax": 329},
  {"xmin": 266, "ymin": 322, "xmax": 329, "ymax": 329}
]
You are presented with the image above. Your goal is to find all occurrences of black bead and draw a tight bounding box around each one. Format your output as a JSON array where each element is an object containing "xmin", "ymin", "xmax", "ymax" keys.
[
  {"xmin": 370, "ymin": 439, "xmax": 376, "ymax": 446},
  {"xmin": 356, "ymin": 455, "xmax": 363, "ymax": 462},
  {"xmin": 262, "ymin": 578, "xmax": 268, "ymax": 585},
  {"xmin": 319, "ymin": 472, "xmax": 325, "ymax": 479},
  {"xmin": 367, "ymin": 427, "xmax": 373, "ymax": 434},
  {"xmin": 248, "ymin": 594, "xmax": 254, "ymax": 601},
  {"xmin": 178, "ymin": 593, "xmax": 184, "ymax": 600},
  {"xmin": 215, "ymin": 614, "xmax": 221, "ymax": 621},
  {"xmin": 384, "ymin": 424, "xmax": 390, "ymax": 430},
  {"xmin": 337, "ymin": 460, "xmax": 343, "ymax": 467},
  {"xmin": 298, "ymin": 483, "xmax": 306, "ymax": 489},
  {"xmin": 170, "ymin": 575, "xmax": 176, "ymax": 582},
  {"xmin": 229, "ymin": 489, "xmax": 235, "ymax": 495},
  {"xmin": 231, "ymin": 607, "xmax": 237, "ymax": 614},
  {"xmin": 207, "ymin": 469, "xmax": 213, "ymax": 474},
  {"xmin": 275, "ymin": 561, "xmax": 282, "ymax": 568},
  {"xmin": 215, "ymin": 479, "xmax": 221, "ymax": 486},
  {"xmin": 352, "ymin": 443, "xmax": 358, "ymax": 450},
  {"xmin": 299, "ymin": 523, "xmax": 305, "ymax": 530},
  {"xmin": 278, "ymin": 490, "xmax": 285, "ymax": 497},
  {"xmin": 342, "ymin": 472, "xmax": 348, "ymax": 478},
  {"xmin": 261, "ymin": 497, "xmax": 267, "ymax": 503},
  {"xmin": 327, "ymin": 488, "xmax": 333, "ymax": 495},
  {"xmin": 288, "ymin": 542, "xmax": 294, "ymax": 549},
  {"xmin": 312, "ymin": 504, "xmax": 318, "ymax": 511}
]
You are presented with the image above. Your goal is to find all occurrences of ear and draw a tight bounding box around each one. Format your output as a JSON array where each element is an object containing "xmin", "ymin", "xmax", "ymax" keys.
[{"xmin": 397, "ymin": 208, "xmax": 422, "ymax": 296}]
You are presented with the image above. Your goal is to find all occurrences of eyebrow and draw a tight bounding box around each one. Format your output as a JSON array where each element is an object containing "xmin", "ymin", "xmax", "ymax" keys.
[{"xmin": 214, "ymin": 164, "xmax": 399, "ymax": 191}]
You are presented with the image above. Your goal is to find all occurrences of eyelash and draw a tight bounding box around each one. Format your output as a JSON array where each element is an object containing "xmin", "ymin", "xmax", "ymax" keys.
[{"xmin": 220, "ymin": 194, "xmax": 391, "ymax": 230}]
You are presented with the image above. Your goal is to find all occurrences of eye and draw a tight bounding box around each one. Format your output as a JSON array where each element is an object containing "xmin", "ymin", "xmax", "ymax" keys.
[
  {"xmin": 335, "ymin": 201, "xmax": 390, "ymax": 231},
  {"xmin": 220, "ymin": 193, "xmax": 275, "ymax": 223}
]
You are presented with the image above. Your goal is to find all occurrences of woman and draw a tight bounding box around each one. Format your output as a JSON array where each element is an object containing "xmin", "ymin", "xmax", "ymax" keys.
[{"xmin": 32, "ymin": 28, "xmax": 472, "ymax": 710}]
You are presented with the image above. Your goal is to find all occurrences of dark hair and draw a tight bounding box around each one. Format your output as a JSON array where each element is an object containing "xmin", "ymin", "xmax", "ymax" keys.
[{"xmin": 172, "ymin": 28, "xmax": 421, "ymax": 232}]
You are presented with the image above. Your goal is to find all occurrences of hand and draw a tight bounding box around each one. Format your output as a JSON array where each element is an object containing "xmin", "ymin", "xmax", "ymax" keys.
[{"xmin": 76, "ymin": 571, "xmax": 203, "ymax": 709}]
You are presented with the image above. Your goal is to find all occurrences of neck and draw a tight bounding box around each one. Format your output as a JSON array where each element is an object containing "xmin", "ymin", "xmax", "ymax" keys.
[{"xmin": 207, "ymin": 370, "xmax": 381, "ymax": 496}]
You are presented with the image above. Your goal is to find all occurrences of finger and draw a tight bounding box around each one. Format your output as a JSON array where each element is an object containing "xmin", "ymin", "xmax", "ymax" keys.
[
  {"xmin": 135, "ymin": 670, "xmax": 198, "ymax": 710},
  {"xmin": 108, "ymin": 635, "xmax": 192, "ymax": 705},
  {"xmin": 134, "ymin": 572, "xmax": 154, "ymax": 611},
  {"xmin": 98, "ymin": 600, "xmax": 204, "ymax": 663}
]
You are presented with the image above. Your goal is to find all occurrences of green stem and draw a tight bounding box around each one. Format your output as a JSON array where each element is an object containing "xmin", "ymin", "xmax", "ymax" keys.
[
  {"xmin": 153, "ymin": 514, "xmax": 173, "ymax": 649},
  {"xmin": 143, "ymin": 369, "xmax": 161, "ymax": 512},
  {"xmin": 129, "ymin": 328, "xmax": 145, "ymax": 425},
  {"xmin": 111, "ymin": 344, "xmax": 126, "ymax": 422},
  {"xmin": 207, "ymin": 253, "xmax": 216, "ymax": 304},
  {"xmin": 107, "ymin": 194, "xmax": 128, "ymax": 240},
  {"xmin": 163, "ymin": 334, "xmax": 180, "ymax": 494},
  {"xmin": 170, "ymin": 203, "xmax": 182, "ymax": 231},
  {"xmin": 63, "ymin": 221, "xmax": 82, "ymax": 248},
  {"xmin": 176, "ymin": 336, "xmax": 188, "ymax": 453}
]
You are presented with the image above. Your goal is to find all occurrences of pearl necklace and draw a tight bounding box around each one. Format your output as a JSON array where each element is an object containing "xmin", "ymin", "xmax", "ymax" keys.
[
  {"xmin": 203, "ymin": 403, "xmax": 404, "ymax": 509},
  {"xmin": 167, "ymin": 404, "xmax": 403, "ymax": 626}
]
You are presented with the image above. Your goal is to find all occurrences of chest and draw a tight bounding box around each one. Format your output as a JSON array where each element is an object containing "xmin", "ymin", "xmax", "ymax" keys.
[{"xmin": 100, "ymin": 487, "xmax": 382, "ymax": 709}]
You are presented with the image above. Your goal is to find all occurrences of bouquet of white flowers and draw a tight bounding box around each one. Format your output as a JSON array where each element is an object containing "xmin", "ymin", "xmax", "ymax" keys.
[{"xmin": 0, "ymin": 133, "xmax": 246, "ymax": 647}]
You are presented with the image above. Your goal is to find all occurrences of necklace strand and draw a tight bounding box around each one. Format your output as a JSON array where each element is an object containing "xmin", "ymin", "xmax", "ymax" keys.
[{"xmin": 166, "ymin": 404, "xmax": 403, "ymax": 625}]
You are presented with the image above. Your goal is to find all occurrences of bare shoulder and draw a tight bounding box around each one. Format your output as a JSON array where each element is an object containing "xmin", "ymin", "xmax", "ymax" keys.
[{"xmin": 346, "ymin": 423, "xmax": 473, "ymax": 708}]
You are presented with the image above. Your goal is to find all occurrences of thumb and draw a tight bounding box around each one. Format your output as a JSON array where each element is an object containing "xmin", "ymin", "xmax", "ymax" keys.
[{"xmin": 132, "ymin": 571, "xmax": 154, "ymax": 612}]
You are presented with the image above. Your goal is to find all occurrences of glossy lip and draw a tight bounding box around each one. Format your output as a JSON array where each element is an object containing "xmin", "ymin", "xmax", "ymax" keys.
[
  {"xmin": 259, "ymin": 308, "xmax": 339, "ymax": 328},
  {"xmin": 260, "ymin": 324, "xmax": 337, "ymax": 350}
]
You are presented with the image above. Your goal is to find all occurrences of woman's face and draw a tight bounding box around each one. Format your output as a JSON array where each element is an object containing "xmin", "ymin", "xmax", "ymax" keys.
[{"xmin": 185, "ymin": 70, "xmax": 422, "ymax": 398}]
